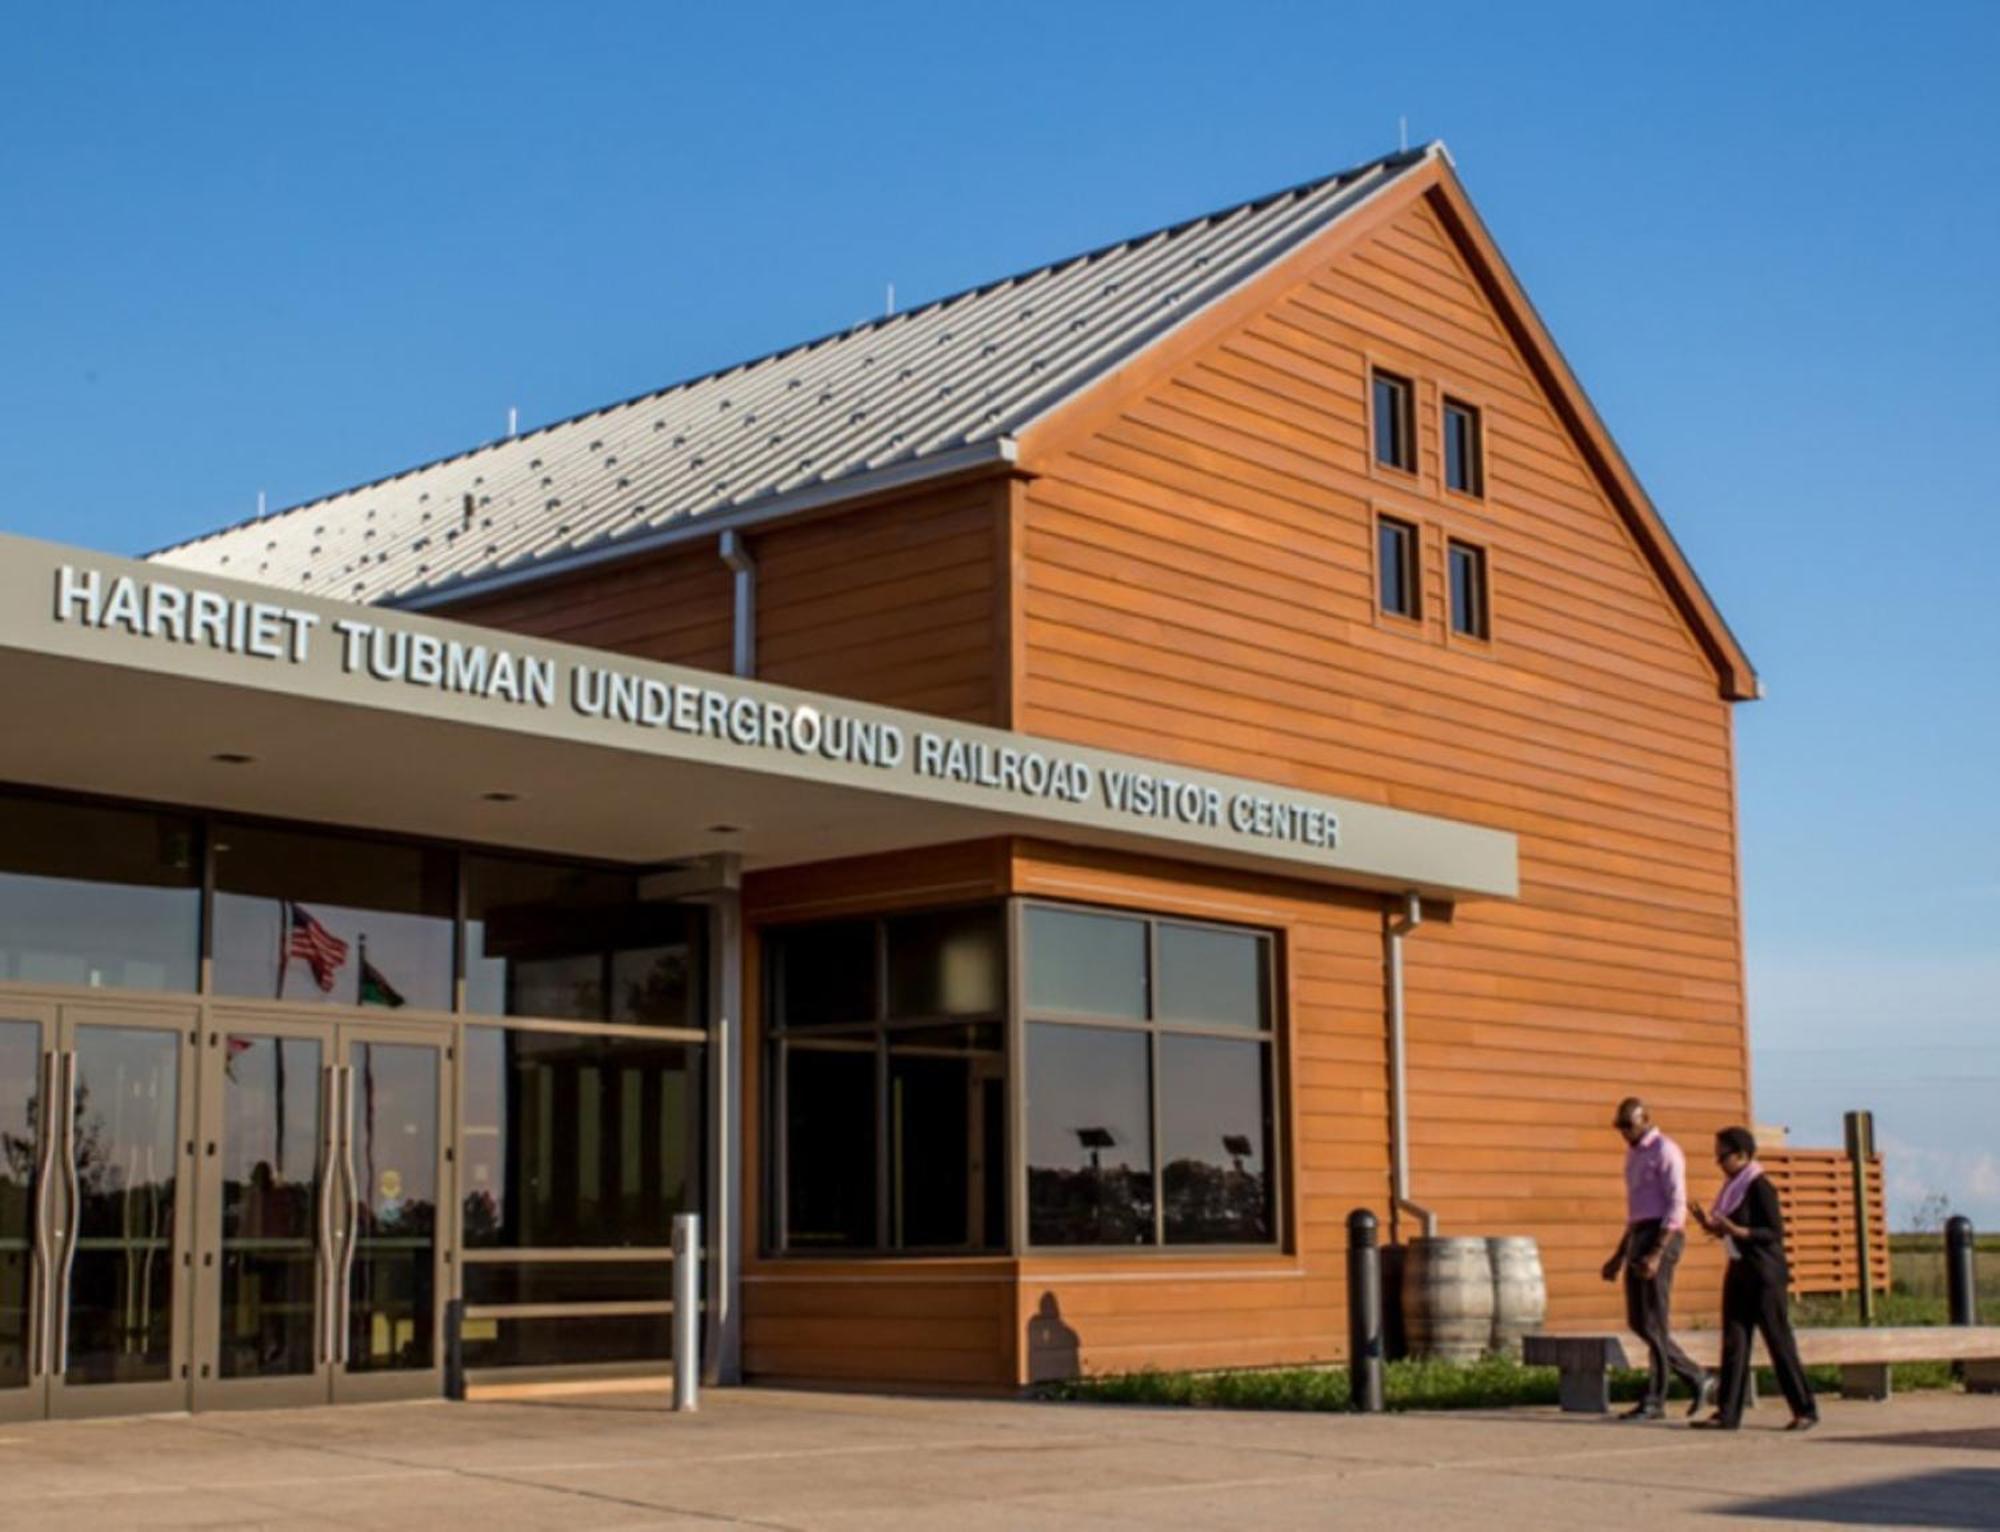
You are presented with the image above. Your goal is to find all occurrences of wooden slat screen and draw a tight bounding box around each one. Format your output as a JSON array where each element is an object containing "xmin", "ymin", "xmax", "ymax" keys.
[{"xmin": 1761, "ymin": 1149, "xmax": 1890, "ymax": 1297}]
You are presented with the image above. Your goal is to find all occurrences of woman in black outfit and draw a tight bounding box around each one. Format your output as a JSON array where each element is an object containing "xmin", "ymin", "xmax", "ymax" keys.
[{"xmin": 1689, "ymin": 1126, "xmax": 1819, "ymax": 1431}]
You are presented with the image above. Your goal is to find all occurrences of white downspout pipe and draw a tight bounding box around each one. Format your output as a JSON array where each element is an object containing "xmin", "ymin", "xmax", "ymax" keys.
[
  {"xmin": 1386, "ymin": 890, "xmax": 1438, "ymax": 1242},
  {"xmin": 719, "ymin": 529, "xmax": 756, "ymax": 678}
]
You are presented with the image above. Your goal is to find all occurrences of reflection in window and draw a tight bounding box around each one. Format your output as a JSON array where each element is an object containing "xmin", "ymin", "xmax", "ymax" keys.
[
  {"xmin": 211, "ymin": 823, "xmax": 453, "ymax": 1009},
  {"xmin": 0, "ymin": 793, "xmax": 199, "ymax": 992},
  {"xmin": 1024, "ymin": 905, "xmax": 1278, "ymax": 1249},
  {"xmin": 1023, "ymin": 907, "xmax": 1145, "ymax": 1018},
  {"xmin": 1157, "ymin": 922, "xmax": 1267, "ymax": 1030},
  {"xmin": 461, "ymin": 1027, "xmax": 702, "ymax": 1249},
  {"xmin": 1025, "ymin": 1024, "xmax": 1154, "ymax": 1246},
  {"xmin": 766, "ymin": 908, "xmax": 1006, "ymax": 1253},
  {"xmin": 463, "ymin": 855, "xmax": 704, "ymax": 1027},
  {"xmin": 1159, "ymin": 1036, "xmax": 1274, "ymax": 1244}
]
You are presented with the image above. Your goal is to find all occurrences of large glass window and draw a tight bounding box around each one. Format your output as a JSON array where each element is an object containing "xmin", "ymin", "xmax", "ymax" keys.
[
  {"xmin": 767, "ymin": 907, "xmax": 1005, "ymax": 1253},
  {"xmin": 211, "ymin": 823, "xmax": 454, "ymax": 1009},
  {"xmin": 0, "ymin": 794, "xmax": 199, "ymax": 992},
  {"xmin": 460, "ymin": 1027, "xmax": 703, "ymax": 1250},
  {"xmin": 463, "ymin": 854, "xmax": 703, "ymax": 1026},
  {"xmin": 1024, "ymin": 906, "xmax": 1278, "ymax": 1248}
]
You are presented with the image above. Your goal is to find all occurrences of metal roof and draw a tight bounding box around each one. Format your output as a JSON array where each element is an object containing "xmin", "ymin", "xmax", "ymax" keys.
[{"xmin": 149, "ymin": 146, "xmax": 1437, "ymax": 606}]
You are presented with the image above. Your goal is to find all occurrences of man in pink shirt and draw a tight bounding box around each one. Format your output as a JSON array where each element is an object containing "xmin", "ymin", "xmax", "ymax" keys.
[{"xmin": 1603, "ymin": 1096, "xmax": 1714, "ymax": 1420}]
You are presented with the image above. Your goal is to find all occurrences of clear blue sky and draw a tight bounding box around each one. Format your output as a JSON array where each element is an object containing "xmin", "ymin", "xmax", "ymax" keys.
[{"xmin": 4, "ymin": 2, "xmax": 1995, "ymax": 1224}]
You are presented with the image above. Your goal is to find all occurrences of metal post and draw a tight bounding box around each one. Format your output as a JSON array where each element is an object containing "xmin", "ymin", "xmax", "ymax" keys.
[
  {"xmin": 673, "ymin": 1211, "xmax": 701, "ymax": 1412},
  {"xmin": 443, "ymin": 1297, "xmax": 466, "ymax": 1401},
  {"xmin": 1347, "ymin": 1209, "xmax": 1385, "ymax": 1414},
  {"xmin": 1946, "ymin": 1216, "xmax": 1977, "ymax": 1327},
  {"xmin": 1844, "ymin": 1111, "xmax": 1876, "ymax": 1325}
]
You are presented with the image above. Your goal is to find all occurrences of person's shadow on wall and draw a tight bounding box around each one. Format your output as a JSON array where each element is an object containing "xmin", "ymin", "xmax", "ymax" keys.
[{"xmin": 1026, "ymin": 1292, "xmax": 1081, "ymax": 1384}]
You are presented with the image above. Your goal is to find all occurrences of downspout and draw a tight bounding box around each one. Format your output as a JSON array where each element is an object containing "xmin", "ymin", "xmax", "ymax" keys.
[
  {"xmin": 719, "ymin": 529, "xmax": 756, "ymax": 678},
  {"xmin": 1386, "ymin": 890, "xmax": 1438, "ymax": 1241}
]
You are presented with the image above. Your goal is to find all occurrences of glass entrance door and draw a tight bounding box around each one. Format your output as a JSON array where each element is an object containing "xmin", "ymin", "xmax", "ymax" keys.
[
  {"xmin": 333, "ymin": 1029, "xmax": 446, "ymax": 1402},
  {"xmin": 0, "ymin": 1006, "xmax": 54, "ymax": 1424},
  {"xmin": 191, "ymin": 1018, "xmax": 448, "ymax": 1407},
  {"xmin": 190, "ymin": 1020, "xmax": 329, "ymax": 1410},
  {"xmin": 45, "ymin": 1005, "xmax": 198, "ymax": 1420}
]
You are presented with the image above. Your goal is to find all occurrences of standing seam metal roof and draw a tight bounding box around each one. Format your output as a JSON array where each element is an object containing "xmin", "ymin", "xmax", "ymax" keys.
[{"xmin": 148, "ymin": 146, "xmax": 1436, "ymax": 604}]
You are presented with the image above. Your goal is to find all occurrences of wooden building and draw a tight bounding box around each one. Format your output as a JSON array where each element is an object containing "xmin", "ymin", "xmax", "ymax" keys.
[{"xmin": 0, "ymin": 144, "xmax": 1758, "ymax": 1410}]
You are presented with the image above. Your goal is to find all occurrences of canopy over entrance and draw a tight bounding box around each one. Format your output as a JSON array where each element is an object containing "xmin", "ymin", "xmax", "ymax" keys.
[{"xmin": 0, "ymin": 532, "xmax": 1515, "ymax": 899}]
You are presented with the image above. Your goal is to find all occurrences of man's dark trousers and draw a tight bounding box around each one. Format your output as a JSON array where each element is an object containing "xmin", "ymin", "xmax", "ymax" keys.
[{"xmin": 1623, "ymin": 1222, "xmax": 1704, "ymax": 1409}]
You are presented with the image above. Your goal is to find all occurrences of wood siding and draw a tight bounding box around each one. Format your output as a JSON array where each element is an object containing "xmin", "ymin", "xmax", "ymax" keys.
[
  {"xmin": 753, "ymin": 478, "xmax": 1007, "ymax": 722},
  {"xmin": 1011, "ymin": 186, "xmax": 1750, "ymax": 1343},
  {"xmin": 442, "ymin": 475, "xmax": 1009, "ymax": 725}
]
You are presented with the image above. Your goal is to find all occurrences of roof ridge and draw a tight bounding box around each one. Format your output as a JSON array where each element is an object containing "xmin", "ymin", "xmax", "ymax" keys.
[{"xmin": 146, "ymin": 144, "xmax": 1432, "ymax": 560}]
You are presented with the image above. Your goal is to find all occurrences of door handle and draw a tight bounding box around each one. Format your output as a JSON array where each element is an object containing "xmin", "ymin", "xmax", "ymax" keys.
[
  {"xmin": 53, "ymin": 1050, "xmax": 80, "ymax": 1379},
  {"xmin": 336, "ymin": 1065, "xmax": 361, "ymax": 1367},
  {"xmin": 317, "ymin": 1063, "xmax": 340, "ymax": 1366},
  {"xmin": 29, "ymin": 1048, "xmax": 58, "ymax": 1380}
]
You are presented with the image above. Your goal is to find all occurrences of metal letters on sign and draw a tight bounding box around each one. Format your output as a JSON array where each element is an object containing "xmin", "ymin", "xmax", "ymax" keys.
[{"xmin": 50, "ymin": 562, "xmax": 1342, "ymax": 856}]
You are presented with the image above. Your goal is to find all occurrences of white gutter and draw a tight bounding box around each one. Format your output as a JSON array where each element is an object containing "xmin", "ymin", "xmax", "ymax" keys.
[
  {"xmin": 389, "ymin": 437, "xmax": 1018, "ymax": 614},
  {"xmin": 1386, "ymin": 890, "xmax": 1438, "ymax": 1241},
  {"xmin": 718, "ymin": 529, "xmax": 756, "ymax": 679}
]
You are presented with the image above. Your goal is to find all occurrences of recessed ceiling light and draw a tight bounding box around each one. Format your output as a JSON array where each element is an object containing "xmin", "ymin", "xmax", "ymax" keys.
[
  {"xmin": 481, "ymin": 791, "xmax": 521, "ymax": 803},
  {"xmin": 210, "ymin": 752, "xmax": 256, "ymax": 765}
]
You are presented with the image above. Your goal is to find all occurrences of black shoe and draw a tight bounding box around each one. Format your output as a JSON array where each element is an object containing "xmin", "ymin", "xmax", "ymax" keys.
[
  {"xmin": 1690, "ymin": 1414, "xmax": 1738, "ymax": 1431},
  {"xmin": 1786, "ymin": 1415, "xmax": 1819, "ymax": 1433},
  {"xmin": 1618, "ymin": 1403, "xmax": 1665, "ymax": 1421},
  {"xmin": 1688, "ymin": 1373, "xmax": 1718, "ymax": 1418}
]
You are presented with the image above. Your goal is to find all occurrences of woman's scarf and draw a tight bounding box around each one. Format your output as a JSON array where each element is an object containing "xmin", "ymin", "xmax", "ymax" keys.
[{"xmin": 1713, "ymin": 1160, "xmax": 1765, "ymax": 1219}]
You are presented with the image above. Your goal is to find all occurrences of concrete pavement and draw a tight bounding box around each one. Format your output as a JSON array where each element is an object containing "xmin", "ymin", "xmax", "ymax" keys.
[{"xmin": 1, "ymin": 1385, "xmax": 1996, "ymax": 1529}]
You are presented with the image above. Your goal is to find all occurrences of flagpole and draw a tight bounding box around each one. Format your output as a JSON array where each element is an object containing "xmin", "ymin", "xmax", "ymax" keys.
[{"xmin": 276, "ymin": 899, "xmax": 290, "ymax": 1000}]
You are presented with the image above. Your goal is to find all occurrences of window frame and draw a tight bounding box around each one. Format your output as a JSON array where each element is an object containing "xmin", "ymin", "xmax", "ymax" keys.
[
  {"xmin": 762, "ymin": 902, "xmax": 1010, "ymax": 1258},
  {"xmin": 1441, "ymin": 395, "xmax": 1485, "ymax": 499},
  {"xmin": 1374, "ymin": 510, "xmax": 1424, "ymax": 625},
  {"xmin": 1447, "ymin": 537, "xmax": 1492, "ymax": 643},
  {"xmin": 1013, "ymin": 898, "xmax": 1284, "ymax": 1256},
  {"xmin": 1370, "ymin": 368, "xmax": 1417, "ymax": 476}
]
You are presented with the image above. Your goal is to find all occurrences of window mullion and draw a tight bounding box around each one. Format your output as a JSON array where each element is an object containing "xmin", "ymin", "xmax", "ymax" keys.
[{"xmin": 1146, "ymin": 919, "xmax": 1165, "ymax": 1249}]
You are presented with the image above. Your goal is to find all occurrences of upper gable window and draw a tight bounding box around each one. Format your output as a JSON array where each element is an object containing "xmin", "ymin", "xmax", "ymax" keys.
[
  {"xmin": 1378, "ymin": 515, "xmax": 1420, "ymax": 621},
  {"xmin": 1443, "ymin": 398, "xmax": 1483, "ymax": 497},
  {"xmin": 1448, "ymin": 539, "xmax": 1489, "ymax": 640},
  {"xmin": 1372, "ymin": 371, "xmax": 1415, "ymax": 473}
]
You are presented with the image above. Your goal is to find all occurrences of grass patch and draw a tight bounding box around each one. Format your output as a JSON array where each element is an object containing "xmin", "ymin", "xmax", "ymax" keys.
[{"xmin": 1046, "ymin": 1354, "xmax": 1959, "ymax": 1413}]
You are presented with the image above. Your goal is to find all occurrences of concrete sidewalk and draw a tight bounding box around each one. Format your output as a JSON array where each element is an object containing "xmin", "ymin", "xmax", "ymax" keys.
[{"xmin": 1, "ymin": 1386, "xmax": 1996, "ymax": 1530}]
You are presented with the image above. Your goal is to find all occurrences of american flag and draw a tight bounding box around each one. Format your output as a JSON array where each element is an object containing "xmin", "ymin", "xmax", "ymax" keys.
[{"xmin": 285, "ymin": 902, "xmax": 349, "ymax": 991}]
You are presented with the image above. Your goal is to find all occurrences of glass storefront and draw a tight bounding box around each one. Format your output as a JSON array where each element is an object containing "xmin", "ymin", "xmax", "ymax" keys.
[{"xmin": 0, "ymin": 786, "xmax": 714, "ymax": 1403}]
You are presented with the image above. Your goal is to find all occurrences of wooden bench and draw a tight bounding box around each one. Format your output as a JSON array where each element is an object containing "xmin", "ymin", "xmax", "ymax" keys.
[{"xmin": 1523, "ymin": 1326, "xmax": 2000, "ymax": 1413}]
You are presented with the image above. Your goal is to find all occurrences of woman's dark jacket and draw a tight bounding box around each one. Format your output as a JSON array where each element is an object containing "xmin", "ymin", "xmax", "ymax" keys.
[{"xmin": 1724, "ymin": 1175, "xmax": 1790, "ymax": 1289}]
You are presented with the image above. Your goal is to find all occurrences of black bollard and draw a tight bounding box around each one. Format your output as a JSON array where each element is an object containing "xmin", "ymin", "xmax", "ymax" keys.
[
  {"xmin": 1946, "ymin": 1217, "xmax": 1978, "ymax": 1327},
  {"xmin": 1347, "ymin": 1208, "xmax": 1385, "ymax": 1414},
  {"xmin": 443, "ymin": 1297, "xmax": 466, "ymax": 1401}
]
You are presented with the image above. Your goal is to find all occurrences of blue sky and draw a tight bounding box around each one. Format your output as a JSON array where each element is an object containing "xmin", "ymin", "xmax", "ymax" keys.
[{"xmin": 3, "ymin": 3, "xmax": 1995, "ymax": 1224}]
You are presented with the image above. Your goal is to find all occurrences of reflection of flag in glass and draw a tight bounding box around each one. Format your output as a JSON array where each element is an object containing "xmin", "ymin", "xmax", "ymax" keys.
[
  {"xmin": 286, "ymin": 902, "xmax": 349, "ymax": 991},
  {"xmin": 359, "ymin": 955, "xmax": 406, "ymax": 1008}
]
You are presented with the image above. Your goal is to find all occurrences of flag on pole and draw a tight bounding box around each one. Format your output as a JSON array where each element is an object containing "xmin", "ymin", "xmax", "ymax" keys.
[
  {"xmin": 359, "ymin": 955, "xmax": 406, "ymax": 1009},
  {"xmin": 286, "ymin": 903, "xmax": 350, "ymax": 992}
]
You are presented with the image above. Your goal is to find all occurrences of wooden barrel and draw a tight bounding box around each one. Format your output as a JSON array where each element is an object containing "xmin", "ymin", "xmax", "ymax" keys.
[
  {"xmin": 1401, "ymin": 1237, "xmax": 1495, "ymax": 1363},
  {"xmin": 1486, "ymin": 1236, "xmax": 1548, "ymax": 1358}
]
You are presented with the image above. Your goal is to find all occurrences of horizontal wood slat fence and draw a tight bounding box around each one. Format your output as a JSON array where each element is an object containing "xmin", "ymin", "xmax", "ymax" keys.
[{"xmin": 1762, "ymin": 1149, "xmax": 1889, "ymax": 1297}]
